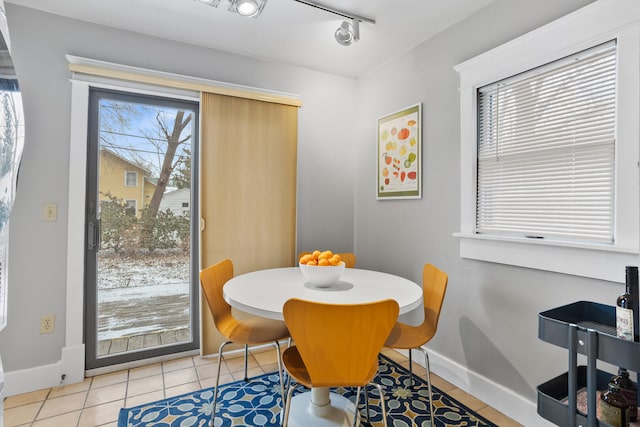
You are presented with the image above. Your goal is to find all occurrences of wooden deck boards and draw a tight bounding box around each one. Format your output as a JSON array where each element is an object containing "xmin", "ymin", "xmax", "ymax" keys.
[{"xmin": 97, "ymin": 327, "xmax": 191, "ymax": 356}]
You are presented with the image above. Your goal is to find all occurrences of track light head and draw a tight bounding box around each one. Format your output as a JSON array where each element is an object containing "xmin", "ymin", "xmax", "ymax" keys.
[
  {"xmin": 228, "ymin": 0, "xmax": 267, "ymax": 18},
  {"xmin": 335, "ymin": 19, "xmax": 359, "ymax": 46}
]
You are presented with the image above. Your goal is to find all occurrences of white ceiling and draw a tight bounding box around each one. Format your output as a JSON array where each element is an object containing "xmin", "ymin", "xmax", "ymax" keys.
[{"xmin": 5, "ymin": 0, "xmax": 492, "ymax": 78}]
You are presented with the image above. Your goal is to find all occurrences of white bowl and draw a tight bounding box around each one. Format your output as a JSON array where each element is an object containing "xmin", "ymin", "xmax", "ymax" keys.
[{"xmin": 299, "ymin": 262, "xmax": 345, "ymax": 287}]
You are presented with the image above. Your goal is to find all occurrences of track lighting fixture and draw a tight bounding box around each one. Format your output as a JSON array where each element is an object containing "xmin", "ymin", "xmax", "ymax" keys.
[
  {"xmin": 198, "ymin": 0, "xmax": 267, "ymax": 18},
  {"xmin": 292, "ymin": 0, "xmax": 374, "ymax": 46},
  {"xmin": 197, "ymin": 0, "xmax": 374, "ymax": 41}
]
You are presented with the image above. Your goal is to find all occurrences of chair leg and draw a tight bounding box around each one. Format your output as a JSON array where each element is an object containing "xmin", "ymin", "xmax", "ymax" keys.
[
  {"xmin": 273, "ymin": 340, "xmax": 286, "ymax": 408},
  {"xmin": 352, "ymin": 387, "xmax": 362, "ymax": 427},
  {"xmin": 212, "ymin": 340, "xmax": 232, "ymax": 426},
  {"xmin": 371, "ymin": 382, "xmax": 388, "ymax": 427},
  {"xmin": 284, "ymin": 367, "xmax": 292, "ymax": 396},
  {"xmin": 282, "ymin": 382, "xmax": 298, "ymax": 426},
  {"xmin": 417, "ymin": 347, "xmax": 435, "ymax": 424},
  {"xmin": 408, "ymin": 349, "xmax": 414, "ymax": 386},
  {"xmin": 364, "ymin": 384, "xmax": 371, "ymax": 424},
  {"xmin": 243, "ymin": 344, "xmax": 250, "ymax": 381}
]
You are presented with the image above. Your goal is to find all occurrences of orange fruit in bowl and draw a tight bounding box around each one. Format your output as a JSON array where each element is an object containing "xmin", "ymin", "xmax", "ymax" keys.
[
  {"xmin": 328, "ymin": 254, "xmax": 342, "ymax": 266},
  {"xmin": 299, "ymin": 249, "xmax": 344, "ymax": 267},
  {"xmin": 299, "ymin": 254, "xmax": 314, "ymax": 264}
]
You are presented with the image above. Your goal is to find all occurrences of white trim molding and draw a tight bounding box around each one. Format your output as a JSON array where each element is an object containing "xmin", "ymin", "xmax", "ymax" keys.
[
  {"xmin": 4, "ymin": 79, "xmax": 96, "ymax": 397},
  {"xmin": 66, "ymin": 55, "xmax": 302, "ymax": 107},
  {"xmin": 4, "ymin": 344, "xmax": 84, "ymax": 396}
]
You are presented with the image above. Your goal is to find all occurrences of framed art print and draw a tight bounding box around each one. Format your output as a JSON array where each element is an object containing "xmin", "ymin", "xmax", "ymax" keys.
[{"xmin": 377, "ymin": 103, "xmax": 421, "ymax": 199}]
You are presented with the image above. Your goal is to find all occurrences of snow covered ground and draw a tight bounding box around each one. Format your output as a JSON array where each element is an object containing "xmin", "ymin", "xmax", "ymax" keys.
[{"xmin": 96, "ymin": 251, "xmax": 191, "ymax": 340}]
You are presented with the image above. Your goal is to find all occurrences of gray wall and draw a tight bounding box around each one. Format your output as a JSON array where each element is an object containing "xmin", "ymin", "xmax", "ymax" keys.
[
  {"xmin": 0, "ymin": 5, "xmax": 356, "ymax": 370},
  {"xmin": 354, "ymin": 0, "xmax": 613, "ymax": 403}
]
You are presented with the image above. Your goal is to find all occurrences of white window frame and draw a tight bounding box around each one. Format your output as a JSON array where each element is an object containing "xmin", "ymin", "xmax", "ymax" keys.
[
  {"xmin": 125, "ymin": 170, "xmax": 138, "ymax": 187},
  {"xmin": 454, "ymin": 0, "xmax": 640, "ymax": 283}
]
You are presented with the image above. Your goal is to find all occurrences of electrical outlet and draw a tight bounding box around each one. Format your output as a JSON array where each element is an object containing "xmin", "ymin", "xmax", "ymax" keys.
[{"xmin": 40, "ymin": 314, "xmax": 55, "ymax": 334}]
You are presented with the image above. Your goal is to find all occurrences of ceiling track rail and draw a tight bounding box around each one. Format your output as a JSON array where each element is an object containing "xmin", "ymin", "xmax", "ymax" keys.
[{"xmin": 292, "ymin": 0, "xmax": 375, "ymax": 25}]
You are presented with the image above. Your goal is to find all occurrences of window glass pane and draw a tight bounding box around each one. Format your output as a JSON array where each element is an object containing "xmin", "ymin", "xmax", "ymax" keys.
[
  {"xmin": 87, "ymin": 87, "xmax": 199, "ymax": 369},
  {"xmin": 125, "ymin": 199, "xmax": 136, "ymax": 215},
  {"xmin": 476, "ymin": 41, "xmax": 616, "ymax": 243},
  {"xmin": 125, "ymin": 171, "xmax": 137, "ymax": 186}
]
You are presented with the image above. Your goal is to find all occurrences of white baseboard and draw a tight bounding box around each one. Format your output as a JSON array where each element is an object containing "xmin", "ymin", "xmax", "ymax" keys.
[
  {"xmin": 4, "ymin": 344, "xmax": 85, "ymax": 396},
  {"xmin": 404, "ymin": 346, "xmax": 555, "ymax": 427}
]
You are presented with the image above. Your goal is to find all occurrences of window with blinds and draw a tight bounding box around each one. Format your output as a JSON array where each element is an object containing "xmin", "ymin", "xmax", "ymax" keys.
[{"xmin": 476, "ymin": 41, "xmax": 617, "ymax": 243}]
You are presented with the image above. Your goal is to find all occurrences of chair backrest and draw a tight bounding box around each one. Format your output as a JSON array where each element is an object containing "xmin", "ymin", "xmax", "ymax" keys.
[
  {"xmin": 200, "ymin": 258, "xmax": 235, "ymax": 331},
  {"xmin": 339, "ymin": 252, "xmax": 357, "ymax": 268},
  {"xmin": 297, "ymin": 251, "xmax": 357, "ymax": 268},
  {"xmin": 423, "ymin": 263, "xmax": 448, "ymax": 331},
  {"xmin": 283, "ymin": 298, "xmax": 398, "ymax": 388}
]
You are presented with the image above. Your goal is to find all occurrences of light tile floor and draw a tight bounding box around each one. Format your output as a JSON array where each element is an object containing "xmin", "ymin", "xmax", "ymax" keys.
[{"xmin": 3, "ymin": 348, "xmax": 523, "ymax": 427}]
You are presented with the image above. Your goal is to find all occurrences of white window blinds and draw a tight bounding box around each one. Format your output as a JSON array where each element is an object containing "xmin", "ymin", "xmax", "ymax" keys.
[{"xmin": 476, "ymin": 41, "xmax": 617, "ymax": 243}]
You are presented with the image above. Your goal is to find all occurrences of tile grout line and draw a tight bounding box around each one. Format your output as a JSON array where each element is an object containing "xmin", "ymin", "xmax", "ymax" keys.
[
  {"xmin": 77, "ymin": 375, "xmax": 95, "ymax": 427},
  {"xmin": 27, "ymin": 387, "xmax": 52, "ymax": 427}
]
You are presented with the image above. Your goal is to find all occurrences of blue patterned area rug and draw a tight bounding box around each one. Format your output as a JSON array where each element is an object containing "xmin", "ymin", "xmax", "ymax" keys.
[{"xmin": 118, "ymin": 353, "xmax": 498, "ymax": 427}]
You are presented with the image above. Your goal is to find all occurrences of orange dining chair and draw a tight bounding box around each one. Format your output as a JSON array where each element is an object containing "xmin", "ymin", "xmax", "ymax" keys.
[
  {"xmin": 383, "ymin": 263, "xmax": 448, "ymax": 421},
  {"xmin": 199, "ymin": 259, "xmax": 290, "ymax": 425},
  {"xmin": 297, "ymin": 251, "xmax": 357, "ymax": 268},
  {"xmin": 281, "ymin": 298, "xmax": 399, "ymax": 427}
]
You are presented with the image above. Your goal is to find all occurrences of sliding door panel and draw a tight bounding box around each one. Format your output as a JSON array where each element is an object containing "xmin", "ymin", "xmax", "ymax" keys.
[{"xmin": 200, "ymin": 93, "xmax": 298, "ymax": 355}]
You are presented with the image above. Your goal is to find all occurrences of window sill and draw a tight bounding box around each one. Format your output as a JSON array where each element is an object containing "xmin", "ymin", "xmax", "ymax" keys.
[{"xmin": 454, "ymin": 233, "xmax": 638, "ymax": 283}]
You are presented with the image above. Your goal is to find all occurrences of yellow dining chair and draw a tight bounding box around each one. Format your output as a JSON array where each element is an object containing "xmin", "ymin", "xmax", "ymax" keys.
[
  {"xmin": 281, "ymin": 298, "xmax": 399, "ymax": 427},
  {"xmin": 199, "ymin": 259, "xmax": 290, "ymax": 425},
  {"xmin": 383, "ymin": 263, "xmax": 448, "ymax": 421},
  {"xmin": 297, "ymin": 251, "xmax": 357, "ymax": 268}
]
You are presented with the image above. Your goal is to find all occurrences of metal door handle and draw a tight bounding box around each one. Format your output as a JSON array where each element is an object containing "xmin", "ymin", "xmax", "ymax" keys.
[{"xmin": 87, "ymin": 219, "xmax": 101, "ymax": 250}]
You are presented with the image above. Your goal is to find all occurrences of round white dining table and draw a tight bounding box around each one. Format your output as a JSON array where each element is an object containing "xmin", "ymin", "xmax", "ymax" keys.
[{"xmin": 223, "ymin": 266, "xmax": 424, "ymax": 427}]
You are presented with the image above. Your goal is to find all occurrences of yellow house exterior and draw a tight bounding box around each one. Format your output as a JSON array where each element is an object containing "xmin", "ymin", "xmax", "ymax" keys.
[{"xmin": 99, "ymin": 148, "xmax": 156, "ymax": 217}]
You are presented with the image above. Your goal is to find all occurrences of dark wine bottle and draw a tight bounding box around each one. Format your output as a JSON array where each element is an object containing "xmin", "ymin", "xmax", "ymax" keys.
[
  {"xmin": 600, "ymin": 382, "xmax": 631, "ymax": 427},
  {"xmin": 617, "ymin": 267, "xmax": 637, "ymax": 341},
  {"xmin": 611, "ymin": 368, "xmax": 638, "ymax": 422}
]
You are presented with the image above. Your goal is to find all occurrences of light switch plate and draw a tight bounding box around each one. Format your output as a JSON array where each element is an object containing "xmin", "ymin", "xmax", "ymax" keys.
[{"xmin": 43, "ymin": 203, "xmax": 57, "ymax": 222}]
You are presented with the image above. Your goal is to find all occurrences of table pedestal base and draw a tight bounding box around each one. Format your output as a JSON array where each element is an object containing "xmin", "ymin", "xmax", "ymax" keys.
[{"xmin": 285, "ymin": 387, "xmax": 360, "ymax": 426}]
